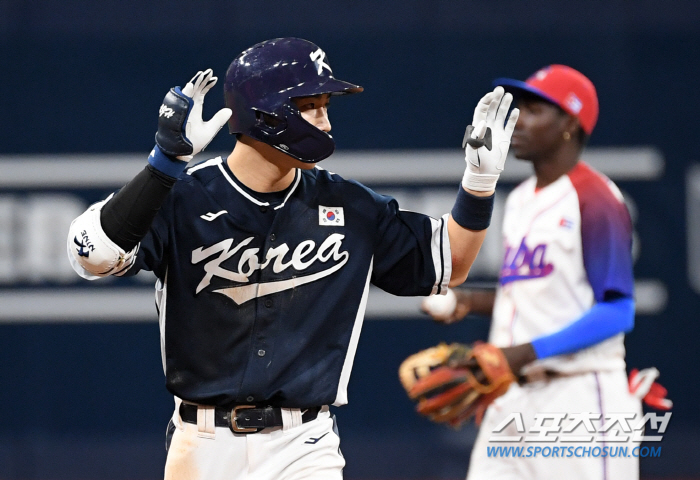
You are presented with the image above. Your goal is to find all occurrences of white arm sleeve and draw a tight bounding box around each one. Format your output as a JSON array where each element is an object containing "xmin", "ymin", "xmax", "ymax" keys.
[{"xmin": 67, "ymin": 197, "xmax": 139, "ymax": 280}]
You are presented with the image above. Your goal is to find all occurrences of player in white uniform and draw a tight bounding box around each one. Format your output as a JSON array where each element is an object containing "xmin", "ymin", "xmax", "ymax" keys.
[{"xmin": 422, "ymin": 65, "xmax": 641, "ymax": 479}]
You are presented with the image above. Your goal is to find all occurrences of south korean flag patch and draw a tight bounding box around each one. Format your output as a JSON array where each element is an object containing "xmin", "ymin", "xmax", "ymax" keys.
[{"xmin": 319, "ymin": 206, "xmax": 344, "ymax": 226}]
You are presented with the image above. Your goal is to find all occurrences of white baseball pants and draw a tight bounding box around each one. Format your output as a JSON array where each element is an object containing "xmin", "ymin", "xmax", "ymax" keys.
[{"xmin": 164, "ymin": 401, "xmax": 344, "ymax": 480}]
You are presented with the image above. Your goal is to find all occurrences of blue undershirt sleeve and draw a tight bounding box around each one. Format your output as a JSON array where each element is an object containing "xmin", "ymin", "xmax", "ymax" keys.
[{"xmin": 531, "ymin": 296, "xmax": 635, "ymax": 359}]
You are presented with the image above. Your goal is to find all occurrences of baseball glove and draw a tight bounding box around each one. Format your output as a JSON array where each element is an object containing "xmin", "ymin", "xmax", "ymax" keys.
[{"xmin": 399, "ymin": 342, "xmax": 515, "ymax": 427}]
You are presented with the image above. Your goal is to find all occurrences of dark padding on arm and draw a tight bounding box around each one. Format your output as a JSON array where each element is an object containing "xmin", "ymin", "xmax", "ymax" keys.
[{"xmin": 100, "ymin": 165, "xmax": 177, "ymax": 251}]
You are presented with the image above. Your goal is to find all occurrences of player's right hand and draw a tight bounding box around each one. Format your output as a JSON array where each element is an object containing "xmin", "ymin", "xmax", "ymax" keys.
[
  {"xmin": 461, "ymin": 86, "xmax": 519, "ymax": 192},
  {"xmin": 421, "ymin": 289, "xmax": 471, "ymax": 324},
  {"xmin": 155, "ymin": 69, "xmax": 232, "ymax": 162}
]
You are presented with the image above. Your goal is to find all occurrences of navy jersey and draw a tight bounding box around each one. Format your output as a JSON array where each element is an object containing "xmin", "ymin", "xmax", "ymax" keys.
[{"xmin": 121, "ymin": 156, "xmax": 450, "ymax": 408}]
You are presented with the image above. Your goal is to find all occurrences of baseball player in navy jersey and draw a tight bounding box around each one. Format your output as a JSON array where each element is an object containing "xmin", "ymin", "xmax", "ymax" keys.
[
  {"xmin": 421, "ymin": 65, "xmax": 644, "ymax": 479},
  {"xmin": 67, "ymin": 37, "xmax": 519, "ymax": 480}
]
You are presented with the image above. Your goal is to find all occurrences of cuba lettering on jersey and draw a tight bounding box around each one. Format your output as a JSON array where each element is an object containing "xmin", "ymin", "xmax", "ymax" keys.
[
  {"xmin": 490, "ymin": 162, "xmax": 634, "ymax": 374},
  {"xmin": 87, "ymin": 156, "xmax": 450, "ymax": 408}
]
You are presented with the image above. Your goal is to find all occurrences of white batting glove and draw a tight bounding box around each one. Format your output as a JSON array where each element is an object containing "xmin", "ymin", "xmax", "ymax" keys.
[
  {"xmin": 462, "ymin": 86, "xmax": 519, "ymax": 192},
  {"xmin": 155, "ymin": 69, "xmax": 232, "ymax": 162},
  {"xmin": 178, "ymin": 70, "xmax": 232, "ymax": 161}
]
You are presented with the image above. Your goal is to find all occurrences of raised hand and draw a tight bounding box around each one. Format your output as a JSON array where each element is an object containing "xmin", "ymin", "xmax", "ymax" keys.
[
  {"xmin": 155, "ymin": 69, "xmax": 232, "ymax": 162},
  {"xmin": 462, "ymin": 86, "xmax": 519, "ymax": 192}
]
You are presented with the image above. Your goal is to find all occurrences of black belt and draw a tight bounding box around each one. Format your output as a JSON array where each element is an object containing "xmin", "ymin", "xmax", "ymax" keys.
[{"xmin": 179, "ymin": 403, "xmax": 321, "ymax": 434}]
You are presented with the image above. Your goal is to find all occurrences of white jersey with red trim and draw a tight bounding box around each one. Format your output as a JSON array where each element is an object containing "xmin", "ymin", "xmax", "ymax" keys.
[{"xmin": 490, "ymin": 161, "xmax": 635, "ymax": 375}]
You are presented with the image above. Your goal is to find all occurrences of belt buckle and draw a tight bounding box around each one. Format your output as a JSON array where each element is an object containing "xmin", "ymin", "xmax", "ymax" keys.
[{"xmin": 230, "ymin": 405, "xmax": 258, "ymax": 433}]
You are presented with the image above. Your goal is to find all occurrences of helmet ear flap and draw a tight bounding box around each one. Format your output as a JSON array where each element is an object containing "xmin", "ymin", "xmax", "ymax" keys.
[
  {"xmin": 262, "ymin": 104, "xmax": 335, "ymax": 162},
  {"xmin": 254, "ymin": 109, "xmax": 287, "ymax": 134}
]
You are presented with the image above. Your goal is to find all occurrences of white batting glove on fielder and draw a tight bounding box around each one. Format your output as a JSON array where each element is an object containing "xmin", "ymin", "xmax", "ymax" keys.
[
  {"xmin": 155, "ymin": 69, "xmax": 232, "ymax": 162},
  {"xmin": 462, "ymin": 86, "xmax": 519, "ymax": 192}
]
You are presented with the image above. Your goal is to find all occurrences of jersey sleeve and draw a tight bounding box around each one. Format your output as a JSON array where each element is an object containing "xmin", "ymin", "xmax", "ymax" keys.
[
  {"xmin": 370, "ymin": 192, "xmax": 451, "ymax": 297},
  {"xmin": 569, "ymin": 165, "xmax": 635, "ymax": 302}
]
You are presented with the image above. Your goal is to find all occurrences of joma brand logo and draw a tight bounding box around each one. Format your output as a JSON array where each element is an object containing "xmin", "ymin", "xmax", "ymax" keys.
[{"xmin": 191, "ymin": 234, "xmax": 349, "ymax": 305}]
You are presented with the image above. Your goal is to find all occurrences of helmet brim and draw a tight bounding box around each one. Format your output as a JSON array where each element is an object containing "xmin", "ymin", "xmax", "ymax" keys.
[
  {"xmin": 285, "ymin": 77, "xmax": 363, "ymax": 99},
  {"xmin": 328, "ymin": 78, "xmax": 364, "ymax": 94}
]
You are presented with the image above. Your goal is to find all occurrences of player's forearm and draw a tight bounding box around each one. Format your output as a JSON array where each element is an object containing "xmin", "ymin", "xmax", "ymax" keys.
[
  {"xmin": 459, "ymin": 288, "xmax": 496, "ymax": 316},
  {"xmin": 67, "ymin": 149, "xmax": 179, "ymax": 278},
  {"xmin": 447, "ymin": 217, "xmax": 487, "ymax": 286},
  {"xmin": 530, "ymin": 296, "xmax": 635, "ymax": 359},
  {"xmin": 502, "ymin": 296, "xmax": 635, "ymax": 373},
  {"xmin": 500, "ymin": 343, "xmax": 538, "ymax": 375},
  {"xmin": 101, "ymin": 162, "xmax": 177, "ymax": 251},
  {"xmin": 447, "ymin": 187, "xmax": 495, "ymax": 285}
]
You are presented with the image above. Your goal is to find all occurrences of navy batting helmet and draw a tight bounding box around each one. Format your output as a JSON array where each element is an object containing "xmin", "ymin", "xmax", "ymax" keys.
[{"xmin": 224, "ymin": 37, "xmax": 363, "ymax": 163}]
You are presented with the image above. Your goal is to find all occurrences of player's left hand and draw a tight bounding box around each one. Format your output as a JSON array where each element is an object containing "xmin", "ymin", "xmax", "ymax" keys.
[
  {"xmin": 155, "ymin": 69, "xmax": 232, "ymax": 162},
  {"xmin": 398, "ymin": 342, "xmax": 516, "ymax": 427},
  {"xmin": 462, "ymin": 86, "xmax": 519, "ymax": 192}
]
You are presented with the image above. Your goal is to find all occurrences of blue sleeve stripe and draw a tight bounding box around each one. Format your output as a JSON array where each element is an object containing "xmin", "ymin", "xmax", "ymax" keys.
[
  {"xmin": 147, "ymin": 145, "xmax": 187, "ymax": 179},
  {"xmin": 531, "ymin": 297, "xmax": 635, "ymax": 359}
]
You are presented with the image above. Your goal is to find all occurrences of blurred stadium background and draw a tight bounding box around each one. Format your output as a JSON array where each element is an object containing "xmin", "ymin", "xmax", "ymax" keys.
[{"xmin": 1, "ymin": 1, "xmax": 699, "ymax": 478}]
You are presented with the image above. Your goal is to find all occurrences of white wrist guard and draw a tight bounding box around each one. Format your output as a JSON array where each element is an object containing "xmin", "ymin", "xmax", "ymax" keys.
[
  {"xmin": 67, "ymin": 199, "xmax": 138, "ymax": 278},
  {"xmin": 462, "ymin": 169, "xmax": 500, "ymax": 192}
]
